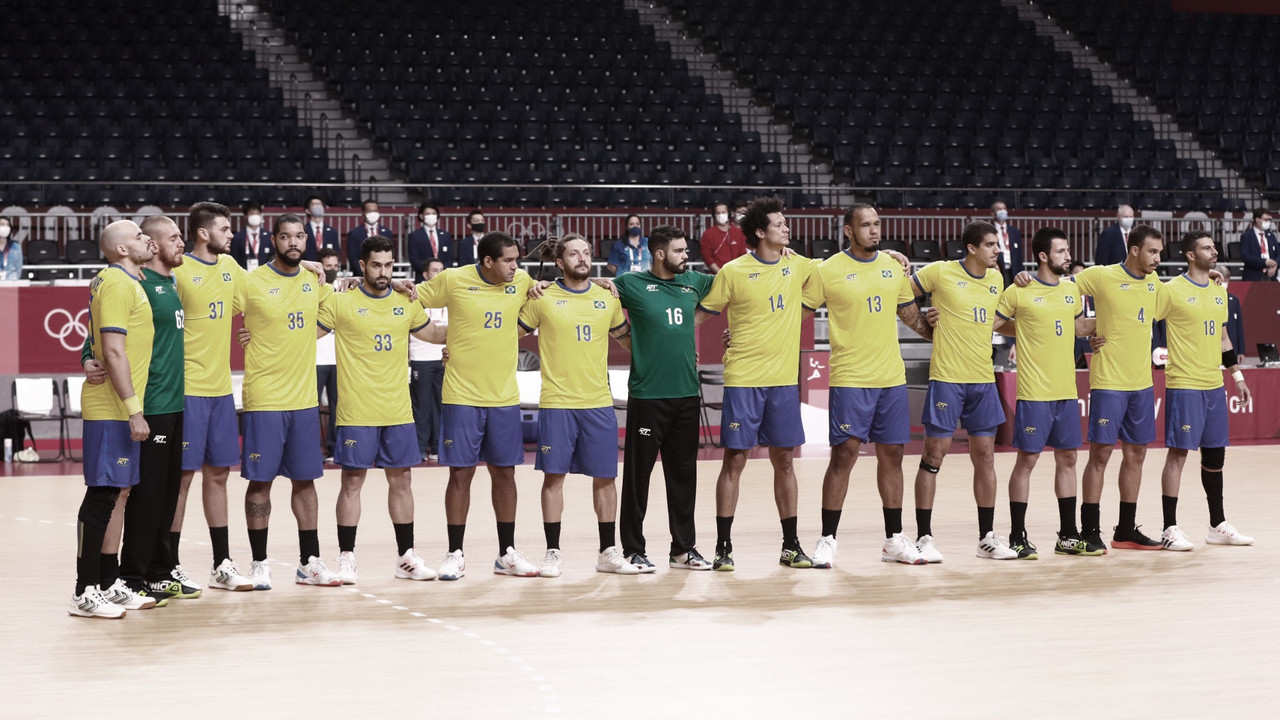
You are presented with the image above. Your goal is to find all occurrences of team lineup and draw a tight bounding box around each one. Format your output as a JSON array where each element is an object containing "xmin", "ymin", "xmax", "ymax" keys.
[{"xmin": 67, "ymin": 196, "xmax": 1256, "ymax": 618}]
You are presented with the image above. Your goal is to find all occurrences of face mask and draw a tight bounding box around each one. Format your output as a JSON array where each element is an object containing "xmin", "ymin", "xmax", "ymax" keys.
[
  {"xmin": 628, "ymin": 226, "xmax": 642, "ymax": 237},
  {"xmin": 246, "ymin": 214, "xmax": 262, "ymax": 228},
  {"xmin": 1119, "ymin": 217, "xmax": 1133, "ymax": 230},
  {"xmin": 0, "ymin": 226, "xmax": 10, "ymax": 239},
  {"xmin": 310, "ymin": 205, "xmax": 325, "ymax": 218},
  {"xmin": 1263, "ymin": 220, "xmax": 1273, "ymax": 232},
  {"xmin": 423, "ymin": 214, "xmax": 438, "ymax": 227},
  {"xmin": 365, "ymin": 212, "xmax": 380, "ymax": 225},
  {"xmin": 995, "ymin": 210, "xmax": 1008, "ymax": 222},
  {"xmin": 715, "ymin": 212, "xmax": 729, "ymax": 225},
  {"xmin": 471, "ymin": 222, "xmax": 486, "ymax": 233},
  {"xmin": 323, "ymin": 269, "xmax": 338, "ymax": 284}
]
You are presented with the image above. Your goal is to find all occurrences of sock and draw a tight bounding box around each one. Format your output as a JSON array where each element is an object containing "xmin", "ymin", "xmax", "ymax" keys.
[
  {"xmin": 1057, "ymin": 496, "xmax": 1078, "ymax": 537},
  {"xmin": 75, "ymin": 487, "xmax": 118, "ymax": 594},
  {"xmin": 820, "ymin": 508, "xmax": 842, "ymax": 538},
  {"xmin": 337, "ymin": 525, "xmax": 357, "ymax": 553},
  {"xmin": 916, "ymin": 508, "xmax": 933, "ymax": 539},
  {"xmin": 716, "ymin": 516, "xmax": 734, "ymax": 546},
  {"xmin": 248, "ymin": 528, "xmax": 269, "ymax": 562},
  {"xmin": 393, "ymin": 522, "xmax": 414, "ymax": 556},
  {"xmin": 780, "ymin": 516, "xmax": 799, "ymax": 549},
  {"xmin": 209, "ymin": 526, "xmax": 230, "ymax": 566},
  {"xmin": 169, "ymin": 531, "xmax": 181, "ymax": 566},
  {"xmin": 496, "ymin": 521, "xmax": 515, "ymax": 555},
  {"xmin": 543, "ymin": 522, "xmax": 561, "ymax": 550},
  {"xmin": 598, "ymin": 521, "xmax": 615, "ymax": 553},
  {"xmin": 883, "ymin": 507, "xmax": 903, "ymax": 538},
  {"xmin": 99, "ymin": 553, "xmax": 119, "ymax": 590},
  {"xmin": 446, "ymin": 524, "xmax": 465, "ymax": 553},
  {"xmin": 1202, "ymin": 467, "xmax": 1226, "ymax": 527},
  {"xmin": 1118, "ymin": 501, "xmax": 1137, "ymax": 532},
  {"xmin": 1162, "ymin": 495, "xmax": 1178, "ymax": 530},
  {"xmin": 977, "ymin": 506, "xmax": 995, "ymax": 538},
  {"xmin": 298, "ymin": 529, "xmax": 320, "ymax": 566},
  {"xmin": 1010, "ymin": 501, "xmax": 1028, "ymax": 539},
  {"xmin": 1081, "ymin": 503, "xmax": 1101, "ymax": 533}
]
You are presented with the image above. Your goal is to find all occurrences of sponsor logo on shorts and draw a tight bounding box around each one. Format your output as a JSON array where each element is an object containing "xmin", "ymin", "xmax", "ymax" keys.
[
  {"xmin": 1181, "ymin": 424, "xmax": 1192, "ymax": 432},
  {"xmin": 505, "ymin": 286, "xmax": 517, "ymax": 294},
  {"xmin": 639, "ymin": 428, "xmax": 651, "ymax": 436},
  {"xmin": 345, "ymin": 439, "xmax": 357, "ymax": 447},
  {"xmin": 443, "ymin": 439, "xmax": 453, "ymax": 446},
  {"xmin": 223, "ymin": 272, "xmax": 233, "ymax": 282},
  {"xmin": 935, "ymin": 401, "xmax": 948, "ymax": 410},
  {"xmin": 182, "ymin": 441, "xmax": 190, "ymax": 450},
  {"xmin": 540, "ymin": 445, "xmax": 552, "ymax": 453},
  {"xmin": 1096, "ymin": 418, "xmax": 1109, "ymax": 426},
  {"xmin": 394, "ymin": 307, "xmax": 404, "ymax": 315},
  {"xmin": 152, "ymin": 435, "xmax": 167, "ymax": 444},
  {"xmin": 839, "ymin": 424, "xmax": 851, "ymax": 431},
  {"xmin": 249, "ymin": 452, "xmax": 262, "ymax": 461},
  {"xmin": 1023, "ymin": 426, "xmax": 1036, "ymax": 434},
  {"xmin": 116, "ymin": 457, "xmax": 129, "ymax": 466},
  {"xmin": 728, "ymin": 422, "xmax": 741, "ymax": 431},
  {"xmin": 593, "ymin": 300, "xmax": 606, "ymax": 309}
]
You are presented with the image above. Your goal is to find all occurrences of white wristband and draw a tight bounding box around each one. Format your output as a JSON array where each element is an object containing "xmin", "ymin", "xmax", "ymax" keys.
[{"xmin": 1232, "ymin": 370, "xmax": 1245, "ymax": 383}]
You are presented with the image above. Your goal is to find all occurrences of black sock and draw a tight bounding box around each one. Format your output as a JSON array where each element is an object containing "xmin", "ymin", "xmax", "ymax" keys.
[
  {"xmin": 337, "ymin": 525, "xmax": 357, "ymax": 553},
  {"xmin": 393, "ymin": 522, "xmax": 414, "ymax": 556},
  {"xmin": 298, "ymin": 529, "xmax": 320, "ymax": 566},
  {"xmin": 543, "ymin": 522, "xmax": 561, "ymax": 550},
  {"xmin": 1010, "ymin": 501, "xmax": 1028, "ymax": 538},
  {"xmin": 1057, "ymin": 496, "xmax": 1078, "ymax": 537},
  {"xmin": 1202, "ymin": 467, "xmax": 1226, "ymax": 527},
  {"xmin": 1081, "ymin": 502, "xmax": 1101, "ymax": 533},
  {"xmin": 446, "ymin": 524, "xmax": 465, "ymax": 553},
  {"xmin": 75, "ymin": 487, "xmax": 118, "ymax": 594},
  {"xmin": 977, "ymin": 506, "xmax": 995, "ymax": 538},
  {"xmin": 780, "ymin": 516, "xmax": 799, "ymax": 549},
  {"xmin": 169, "ymin": 531, "xmax": 181, "ymax": 566},
  {"xmin": 883, "ymin": 507, "xmax": 902, "ymax": 538},
  {"xmin": 496, "ymin": 521, "xmax": 515, "ymax": 555},
  {"xmin": 1161, "ymin": 495, "xmax": 1178, "ymax": 529},
  {"xmin": 248, "ymin": 528, "xmax": 269, "ymax": 561},
  {"xmin": 598, "ymin": 521, "xmax": 615, "ymax": 553},
  {"xmin": 820, "ymin": 508, "xmax": 842, "ymax": 538},
  {"xmin": 916, "ymin": 508, "xmax": 933, "ymax": 539},
  {"xmin": 209, "ymin": 526, "xmax": 230, "ymax": 566},
  {"xmin": 1118, "ymin": 501, "xmax": 1137, "ymax": 531},
  {"xmin": 716, "ymin": 516, "xmax": 734, "ymax": 546},
  {"xmin": 99, "ymin": 553, "xmax": 119, "ymax": 590}
]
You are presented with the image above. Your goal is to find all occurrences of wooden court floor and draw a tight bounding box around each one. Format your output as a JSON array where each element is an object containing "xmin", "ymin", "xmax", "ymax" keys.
[{"xmin": 4, "ymin": 445, "xmax": 1278, "ymax": 719}]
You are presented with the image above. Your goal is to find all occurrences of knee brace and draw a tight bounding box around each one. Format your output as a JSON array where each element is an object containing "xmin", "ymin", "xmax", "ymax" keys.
[
  {"xmin": 919, "ymin": 461, "xmax": 940, "ymax": 474},
  {"xmin": 1200, "ymin": 446, "xmax": 1225, "ymax": 472},
  {"xmin": 77, "ymin": 486, "xmax": 121, "ymax": 526}
]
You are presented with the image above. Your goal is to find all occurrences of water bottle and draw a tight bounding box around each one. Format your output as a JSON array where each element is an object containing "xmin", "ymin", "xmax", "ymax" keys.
[{"xmin": 4, "ymin": 438, "xmax": 11, "ymax": 462}]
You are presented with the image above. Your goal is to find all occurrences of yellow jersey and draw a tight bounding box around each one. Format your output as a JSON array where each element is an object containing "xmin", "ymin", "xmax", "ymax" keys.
[
  {"xmin": 173, "ymin": 253, "xmax": 244, "ymax": 397},
  {"xmin": 914, "ymin": 260, "xmax": 1003, "ymax": 384},
  {"xmin": 518, "ymin": 281, "xmax": 627, "ymax": 409},
  {"xmin": 697, "ymin": 252, "xmax": 819, "ymax": 387},
  {"xmin": 415, "ymin": 265, "xmax": 534, "ymax": 407},
  {"xmin": 802, "ymin": 250, "xmax": 915, "ymax": 388},
  {"xmin": 1073, "ymin": 264, "xmax": 1164, "ymax": 391},
  {"xmin": 1157, "ymin": 274, "xmax": 1226, "ymax": 390},
  {"xmin": 82, "ymin": 266, "xmax": 154, "ymax": 421},
  {"xmin": 995, "ymin": 277, "xmax": 1083, "ymax": 401},
  {"xmin": 317, "ymin": 286, "xmax": 431, "ymax": 426},
  {"xmin": 237, "ymin": 263, "xmax": 333, "ymax": 411}
]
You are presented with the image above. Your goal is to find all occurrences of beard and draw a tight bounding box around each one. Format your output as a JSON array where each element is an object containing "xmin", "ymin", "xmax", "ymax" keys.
[
  {"xmin": 562, "ymin": 262, "xmax": 592, "ymax": 282},
  {"xmin": 662, "ymin": 256, "xmax": 686, "ymax": 275},
  {"xmin": 278, "ymin": 248, "xmax": 302, "ymax": 268},
  {"xmin": 368, "ymin": 275, "xmax": 391, "ymax": 291}
]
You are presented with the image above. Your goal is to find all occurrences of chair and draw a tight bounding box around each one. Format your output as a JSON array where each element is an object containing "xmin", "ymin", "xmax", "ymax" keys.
[
  {"xmin": 697, "ymin": 368, "xmax": 725, "ymax": 447},
  {"xmin": 811, "ymin": 239, "xmax": 839, "ymax": 259},
  {"xmin": 61, "ymin": 376, "xmax": 87, "ymax": 461},
  {"xmin": 11, "ymin": 378, "xmax": 67, "ymax": 461}
]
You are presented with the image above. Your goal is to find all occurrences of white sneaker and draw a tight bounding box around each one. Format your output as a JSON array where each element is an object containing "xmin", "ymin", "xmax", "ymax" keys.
[
  {"xmin": 810, "ymin": 535, "xmax": 838, "ymax": 569},
  {"xmin": 596, "ymin": 546, "xmax": 640, "ymax": 575},
  {"xmin": 915, "ymin": 534, "xmax": 944, "ymax": 563},
  {"xmin": 209, "ymin": 558, "xmax": 254, "ymax": 591},
  {"xmin": 101, "ymin": 578, "xmax": 156, "ymax": 610},
  {"xmin": 295, "ymin": 556, "xmax": 343, "ymax": 586},
  {"xmin": 1160, "ymin": 525, "xmax": 1195, "ymax": 551},
  {"xmin": 1205, "ymin": 521, "xmax": 1254, "ymax": 546},
  {"xmin": 68, "ymin": 585, "xmax": 126, "ymax": 619},
  {"xmin": 395, "ymin": 549, "xmax": 438, "ymax": 581},
  {"xmin": 494, "ymin": 547, "xmax": 539, "ymax": 577},
  {"xmin": 171, "ymin": 564, "xmax": 203, "ymax": 591},
  {"xmin": 438, "ymin": 550, "xmax": 466, "ymax": 581},
  {"xmin": 336, "ymin": 551, "xmax": 359, "ymax": 584},
  {"xmin": 248, "ymin": 560, "xmax": 273, "ymax": 590},
  {"xmin": 539, "ymin": 548, "xmax": 563, "ymax": 578},
  {"xmin": 976, "ymin": 531, "xmax": 1018, "ymax": 560},
  {"xmin": 882, "ymin": 532, "xmax": 927, "ymax": 565}
]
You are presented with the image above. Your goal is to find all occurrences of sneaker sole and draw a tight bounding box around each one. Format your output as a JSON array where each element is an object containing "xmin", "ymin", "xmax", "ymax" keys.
[
  {"xmin": 438, "ymin": 573, "xmax": 464, "ymax": 581},
  {"xmin": 68, "ymin": 608, "xmax": 126, "ymax": 619},
  {"xmin": 812, "ymin": 561, "xmax": 833, "ymax": 569},
  {"xmin": 1110, "ymin": 540, "xmax": 1163, "ymax": 551},
  {"xmin": 538, "ymin": 570, "xmax": 561, "ymax": 578},
  {"xmin": 713, "ymin": 563, "xmax": 735, "ymax": 572},
  {"xmin": 669, "ymin": 563, "xmax": 711, "ymax": 570},
  {"xmin": 780, "ymin": 560, "xmax": 814, "ymax": 568},
  {"xmin": 595, "ymin": 566, "xmax": 641, "ymax": 575},
  {"xmin": 395, "ymin": 573, "xmax": 438, "ymax": 581},
  {"xmin": 1205, "ymin": 538, "xmax": 1253, "ymax": 546},
  {"xmin": 209, "ymin": 582, "xmax": 254, "ymax": 591},
  {"xmin": 882, "ymin": 555, "xmax": 928, "ymax": 565},
  {"xmin": 493, "ymin": 568, "xmax": 539, "ymax": 577},
  {"xmin": 295, "ymin": 576, "xmax": 343, "ymax": 586},
  {"xmin": 1161, "ymin": 545, "xmax": 1194, "ymax": 552}
]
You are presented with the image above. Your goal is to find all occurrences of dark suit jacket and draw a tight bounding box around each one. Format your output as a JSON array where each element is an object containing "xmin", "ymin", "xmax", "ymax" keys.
[
  {"xmin": 451, "ymin": 234, "xmax": 482, "ymax": 268},
  {"xmin": 230, "ymin": 228, "xmax": 274, "ymax": 269},
  {"xmin": 1226, "ymin": 293, "xmax": 1245, "ymax": 356},
  {"xmin": 995, "ymin": 223, "xmax": 1024, "ymax": 285},
  {"xmin": 1095, "ymin": 224, "xmax": 1127, "ymax": 266},
  {"xmin": 304, "ymin": 221, "xmax": 340, "ymax": 263},
  {"xmin": 1238, "ymin": 227, "xmax": 1280, "ymax": 281},
  {"xmin": 407, "ymin": 226, "xmax": 454, "ymax": 279},
  {"xmin": 345, "ymin": 224, "xmax": 395, "ymax": 276}
]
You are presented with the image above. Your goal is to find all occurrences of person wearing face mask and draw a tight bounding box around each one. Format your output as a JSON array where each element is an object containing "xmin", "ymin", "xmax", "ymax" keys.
[
  {"xmin": 303, "ymin": 195, "xmax": 340, "ymax": 263},
  {"xmin": 407, "ymin": 202, "xmax": 454, "ymax": 277},
  {"xmin": 990, "ymin": 200, "xmax": 1024, "ymax": 286},
  {"xmin": 606, "ymin": 214, "xmax": 652, "ymax": 276},
  {"xmin": 345, "ymin": 199, "xmax": 395, "ymax": 277},
  {"xmin": 1238, "ymin": 207, "xmax": 1279, "ymax": 282},
  {"xmin": 1094, "ymin": 204, "xmax": 1135, "ymax": 266},
  {"xmin": 230, "ymin": 203, "xmax": 274, "ymax": 271},
  {"xmin": 316, "ymin": 248, "xmax": 341, "ymax": 461},
  {"xmin": 0, "ymin": 216, "xmax": 21, "ymax": 281},
  {"xmin": 454, "ymin": 209, "xmax": 487, "ymax": 267},
  {"xmin": 699, "ymin": 200, "xmax": 747, "ymax": 274}
]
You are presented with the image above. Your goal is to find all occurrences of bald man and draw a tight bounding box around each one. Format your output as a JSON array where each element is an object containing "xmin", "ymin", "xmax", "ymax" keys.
[{"xmin": 1095, "ymin": 204, "xmax": 1135, "ymax": 266}]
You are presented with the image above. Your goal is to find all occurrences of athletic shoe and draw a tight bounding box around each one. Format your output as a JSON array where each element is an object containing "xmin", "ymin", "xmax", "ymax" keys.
[
  {"xmin": 101, "ymin": 578, "xmax": 156, "ymax": 610},
  {"xmin": 209, "ymin": 558, "xmax": 254, "ymax": 591},
  {"xmin": 1111, "ymin": 525, "xmax": 1162, "ymax": 551},
  {"xmin": 669, "ymin": 549, "xmax": 712, "ymax": 570},
  {"xmin": 713, "ymin": 545, "xmax": 735, "ymax": 572},
  {"xmin": 811, "ymin": 535, "xmax": 838, "ymax": 569},
  {"xmin": 539, "ymin": 548, "xmax": 563, "ymax": 578},
  {"xmin": 1054, "ymin": 534, "xmax": 1105, "ymax": 557},
  {"xmin": 596, "ymin": 546, "xmax": 640, "ymax": 575},
  {"xmin": 438, "ymin": 550, "xmax": 465, "ymax": 581},
  {"xmin": 915, "ymin": 534, "xmax": 944, "ymax": 563},
  {"xmin": 493, "ymin": 547, "xmax": 539, "ymax": 577},
  {"xmin": 1160, "ymin": 525, "xmax": 1194, "ymax": 552},
  {"xmin": 881, "ymin": 533, "xmax": 927, "ymax": 565},
  {"xmin": 295, "ymin": 556, "xmax": 343, "ymax": 586},
  {"xmin": 395, "ymin": 549, "xmax": 438, "ymax": 581},
  {"xmin": 1010, "ymin": 534, "xmax": 1039, "ymax": 560},
  {"xmin": 1082, "ymin": 528, "xmax": 1109, "ymax": 555},
  {"xmin": 630, "ymin": 552, "xmax": 659, "ymax": 573},
  {"xmin": 248, "ymin": 560, "xmax": 273, "ymax": 590},
  {"xmin": 148, "ymin": 577, "xmax": 201, "ymax": 600},
  {"xmin": 779, "ymin": 546, "xmax": 814, "ymax": 568},
  {"xmin": 1205, "ymin": 521, "xmax": 1254, "ymax": 546},
  {"xmin": 68, "ymin": 586, "xmax": 126, "ymax": 619},
  {"xmin": 336, "ymin": 551, "xmax": 358, "ymax": 585},
  {"xmin": 976, "ymin": 531, "xmax": 1018, "ymax": 560},
  {"xmin": 132, "ymin": 587, "xmax": 168, "ymax": 608},
  {"xmin": 171, "ymin": 565, "xmax": 203, "ymax": 592}
]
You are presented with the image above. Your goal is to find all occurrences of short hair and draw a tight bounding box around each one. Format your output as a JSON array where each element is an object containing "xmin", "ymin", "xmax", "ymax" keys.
[
  {"xmin": 418, "ymin": 202, "xmax": 439, "ymax": 216},
  {"xmin": 189, "ymin": 201, "xmax": 230, "ymax": 235},
  {"xmin": 426, "ymin": 257, "xmax": 446, "ymax": 270},
  {"xmin": 1030, "ymin": 227, "xmax": 1068, "ymax": 265},
  {"xmin": 625, "ymin": 213, "xmax": 641, "ymax": 225},
  {"xmin": 274, "ymin": 212, "xmax": 305, "ymax": 236},
  {"xmin": 1255, "ymin": 207, "xmax": 1273, "ymax": 219},
  {"xmin": 1069, "ymin": 261, "xmax": 1086, "ymax": 273},
  {"xmin": 648, "ymin": 225, "xmax": 686, "ymax": 255},
  {"xmin": 961, "ymin": 220, "xmax": 997, "ymax": 252},
  {"xmin": 741, "ymin": 195, "xmax": 784, "ymax": 248},
  {"xmin": 139, "ymin": 215, "xmax": 175, "ymax": 238},
  {"xmin": 1219, "ymin": 264, "xmax": 1232, "ymax": 280},
  {"xmin": 842, "ymin": 202, "xmax": 875, "ymax": 228},
  {"xmin": 318, "ymin": 247, "xmax": 339, "ymax": 261},
  {"xmin": 467, "ymin": 208, "xmax": 485, "ymax": 223},
  {"xmin": 361, "ymin": 198, "xmax": 378, "ymax": 211},
  {"xmin": 305, "ymin": 195, "xmax": 323, "ymax": 209},
  {"xmin": 477, "ymin": 231, "xmax": 519, "ymax": 262},
  {"xmin": 360, "ymin": 235, "xmax": 394, "ymax": 262},
  {"xmin": 711, "ymin": 200, "xmax": 729, "ymax": 213},
  {"xmin": 1128, "ymin": 224, "xmax": 1163, "ymax": 251},
  {"xmin": 243, "ymin": 202, "xmax": 261, "ymax": 214},
  {"xmin": 1180, "ymin": 230, "xmax": 1214, "ymax": 258}
]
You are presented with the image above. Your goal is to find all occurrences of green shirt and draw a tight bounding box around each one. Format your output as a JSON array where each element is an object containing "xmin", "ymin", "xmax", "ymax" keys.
[{"xmin": 615, "ymin": 269, "xmax": 715, "ymax": 399}]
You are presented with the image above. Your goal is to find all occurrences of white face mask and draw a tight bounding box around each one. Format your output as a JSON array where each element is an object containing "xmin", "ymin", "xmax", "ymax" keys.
[
  {"xmin": 246, "ymin": 214, "xmax": 262, "ymax": 228},
  {"xmin": 1262, "ymin": 220, "xmax": 1273, "ymax": 232},
  {"xmin": 995, "ymin": 209, "xmax": 1008, "ymax": 222},
  {"xmin": 310, "ymin": 205, "xmax": 324, "ymax": 218},
  {"xmin": 423, "ymin": 213, "xmax": 438, "ymax": 227},
  {"xmin": 1119, "ymin": 217, "xmax": 1134, "ymax": 230},
  {"xmin": 365, "ymin": 211, "xmax": 380, "ymax": 225},
  {"xmin": 715, "ymin": 212, "xmax": 729, "ymax": 225},
  {"xmin": 0, "ymin": 226, "xmax": 10, "ymax": 239}
]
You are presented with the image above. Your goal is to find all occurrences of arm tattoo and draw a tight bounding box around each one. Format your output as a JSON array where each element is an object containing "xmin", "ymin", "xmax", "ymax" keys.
[{"xmin": 899, "ymin": 304, "xmax": 933, "ymax": 340}]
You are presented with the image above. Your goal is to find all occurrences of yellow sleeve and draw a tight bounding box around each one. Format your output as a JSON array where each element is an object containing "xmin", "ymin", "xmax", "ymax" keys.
[
  {"xmin": 317, "ymin": 292, "xmax": 339, "ymax": 332},
  {"xmin": 995, "ymin": 285, "xmax": 1018, "ymax": 320},
  {"xmin": 233, "ymin": 270, "xmax": 250, "ymax": 316},
  {"xmin": 802, "ymin": 265, "xmax": 826, "ymax": 310},
  {"xmin": 1074, "ymin": 265, "xmax": 1100, "ymax": 296},
  {"xmin": 698, "ymin": 269, "xmax": 731, "ymax": 314},
  {"xmin": 1069, "ymin": 283, "xmax": 1083, "ymax": 317},
  {"xmin": 95, "ymin": 276, "xmax": 136, "ymax": 332},
  {"xmin": 416, "ymin": 272, "xmax": 448, "ymax": 308},
  {"xmin": 895, "ymin": 274, "xmax": 915, "ymax": 306},
  {"xmin": 409, "ymin": 301, "xmax": 430, "ymax": 332},
  {"xmin": 1154, "ymin": 280, "xmax": 1173, "ymax": 321},
  {"xmin": 914, "ymin": 261, "xmax": 939, "ymax": 294},
  {"xmin": 518, "ymin": 296, "xmax": 541, "ymax": 331}
]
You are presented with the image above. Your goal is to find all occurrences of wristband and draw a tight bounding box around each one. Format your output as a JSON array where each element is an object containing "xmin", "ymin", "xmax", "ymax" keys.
[
  {"xmin": 1232, "ymin": 370, "xmax": 1245, "ymax": 384},
  {"xmin": 123, "ymin": 395, "xmax": 143, "ymax": 416}
]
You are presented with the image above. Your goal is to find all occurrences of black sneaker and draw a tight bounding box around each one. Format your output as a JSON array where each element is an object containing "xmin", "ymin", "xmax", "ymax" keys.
[
  {"xmin": 147, "ymin": 578, "xmax": 201, "ymax": 599},
  {"xmin": 712, "ymin": 544, "xmax": 735, "ymax": 572},
  {"xmin": 1010, "ymin": 534, "xmax": 1039, "ymax": 560},
  {"xmin": 126, "ymin": 582, "xmax": 169, "ymax": 608},
  {"xmin": 626, "ymin": 552, "xmax": 657, "ymax": 574},
  {"xmin": 779, "ymin": 545, "xmax": 813, "ymax": 568},
  {"xmin": 1112, "ymin": 524, "xmax": 1162, "ymax": 551},
  {"xmin": 1054, "ymin": 533, "xmax": 1106, "ymax": 557},
  {"xmin": 1081, "ymin": 528, "xmax": 1109, "ymax": 555}
]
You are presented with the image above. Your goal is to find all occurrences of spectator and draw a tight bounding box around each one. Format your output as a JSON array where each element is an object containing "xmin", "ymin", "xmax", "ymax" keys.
[
  {"xmin": 1239, "ymin": 207, "xmax": 1279, "ymax": 282},
  {"xmin": 450, "ymin": 208, "xmax": 486, "ymax": 267},
  {"xmin": 345, "ymin": 198, "xmax": 395, "ymax": 276},
  {"xmin": 303, "ymin": 194, "xmax": 340, "ymax": 263},
  {"xmin": 230, "ymin": 202, "xmax": 273, "ymax": 270},
  {"xmin": 316, "ymin": 248, "xmax": 340, "ymax": 460},
  {"xmin": 409, "ymin": 257, "xmax": 448, "ymax": 461},
  {"xmin": 990, "ymin": 199, "xmax": 1024, "ymax": 285},
  {"xmin": 1094, "ymin": 204, "xmax": 1134, "ymax": 265},
  {"xmin": 407, "ymin": 202, "xmax": 453, "ymax": 278},
  {"xmin": 0, "ymin": 217, "xmax": 21, "ymax": 280},
  {"xmin": 607, "ymin": 214, "xmax": 652, "ymax": 276},
  {"xmin": 700, "ymin": 200, "xmax": 747, "ymax": 273}
]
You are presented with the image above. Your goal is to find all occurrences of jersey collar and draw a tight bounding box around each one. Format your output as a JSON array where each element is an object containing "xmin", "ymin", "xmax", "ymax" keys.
[
  {"xmin": 1120, "ymin": 264, "xmax": 1147, "ymax": 280},
  {"xmin": 108, "ymin": 263, "xmax": 143, "ymax": 282},
  {"xmin": 1180, "ymin": 272, "xmax": 1210, "ymax": 288},
  {"xmin": 554, "ymin": 278, "xmax": 592, "ymax": 294},
  {"xmin": 184, "ymin": 252, "xmax": 219, "ymax": 266},
  {"xmin": 1032, "ymin": 275, "xmax": 1060, "ymax": 287},
  {"xmin": 957, "ymin": 259, "xmax": 987, "ymax": 280},
  {"xmin": 473, "ymin": 263, "xmax": 500, "ymax": 286},
  {"xmin": 843, "ymin": 249, "xmax": 879, "ymax": 264},
  {"xmin": 359, "ymin": 283, "xmax": 393, "ymax": 299},
  {"xmin": 749, "ymin": 251, "xmax": 779, "ymax": 265}
]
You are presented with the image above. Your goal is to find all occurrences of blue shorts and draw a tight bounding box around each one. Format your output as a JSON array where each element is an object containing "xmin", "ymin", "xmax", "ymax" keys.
[
  {"xmin": 82, "ymin": 420, "xmax": 141, "ymax": 488},
  {"xmin": 439, "ymin": 404, "xmax": 525, "ymax": 468},
  {"xmin": 240, "ymin": 408, "xmax": 324, "ymax": 482},
  {"xmin": 921, "ymin": 381, "xmax": 1004, "ymax": 438},
  {"xmin": 721, "ymin": 385, "xmax": 805, "ymax": 450},
  {"xmin": 829, "ymin": 385, "xmax": 910, "ymax": 446},
  {"xmin": 335, "ymin": 423, "xmax": 422, "ymax": 470},
  {"xmin": 535, "ymin": 407, "xmax": 618, "ymax": 478},
  {"xmin": 182, "ymin": 394, "xmax": 241, "ymax": 470},
  {"xmin": 1164, "ymin": 388, "xmax": 1230, "ymax": 450},
  {"xmin": 1088, "ymin": 387, "xmax": 1155, "ymax": 446},
  {"xmin": 1013, "ymin": 399, "xmax": 1082, "ymax": 453}
]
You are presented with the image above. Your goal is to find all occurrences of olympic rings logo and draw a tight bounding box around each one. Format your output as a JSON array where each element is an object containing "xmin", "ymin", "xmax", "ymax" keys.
[{"xmin": 45, "ymin": 308, "xmax": 89, "ymax": 352}]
